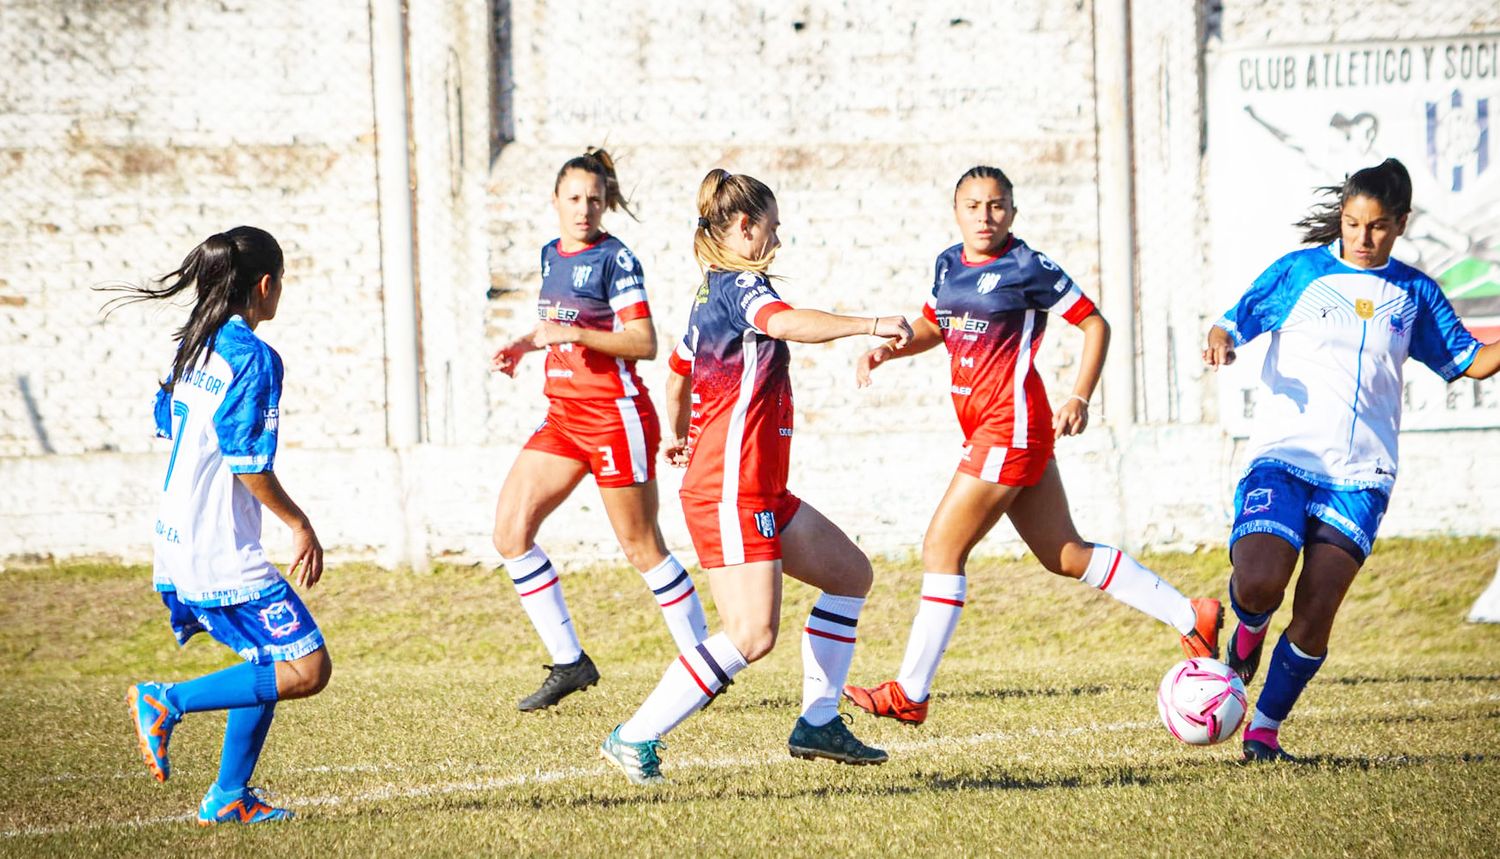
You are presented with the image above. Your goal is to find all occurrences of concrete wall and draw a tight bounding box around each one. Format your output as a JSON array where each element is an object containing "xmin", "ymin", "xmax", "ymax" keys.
[{"xmin": 2, "ymin": 0, "xmax": 1496, "ymax": 569}]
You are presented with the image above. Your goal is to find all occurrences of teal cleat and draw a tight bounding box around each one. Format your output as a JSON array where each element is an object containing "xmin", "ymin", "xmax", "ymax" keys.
[
  {"xmin": 788, "ymin": 713, "xmax": 889, "ymax": 765},
  {"xmin": 197, "ymin": 784, "xmax": 294, "ymax": 825},
  {"xmin": 600, "ymin": 725, "xmax": 667, "ymax": 785},
  {"xmin": 128, "ymin": 682, "xmax": 179, "ymax": 782}
]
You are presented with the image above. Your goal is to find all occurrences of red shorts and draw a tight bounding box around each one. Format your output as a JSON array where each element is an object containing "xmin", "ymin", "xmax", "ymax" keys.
[
  {"xmin": 523, "ymin": 394, "xmax": 660, "ymax": 488},
  {"xmin": 958, "ymin": 439, "xmax": 1051, "ymax": 487},
  {"xmin": 681, "ymin": 491, "xmax": 802, "ymax": 569}
]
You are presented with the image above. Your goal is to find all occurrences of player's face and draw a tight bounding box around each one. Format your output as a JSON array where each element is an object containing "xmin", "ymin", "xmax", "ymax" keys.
[
  {"xmin": 1339, "ymin": 194, "xmax": 1407, "ymax": 269},
  {"xmin": 954, "ymin": 178, "xmax": 1016, "ymax": 257},
  {"xmin": 744, "ymin": 200, "xmax": 781, "ymax": 261},
  {"xmin": 553, "ymin": 170, "xmax": 607, "ymax": 245}
]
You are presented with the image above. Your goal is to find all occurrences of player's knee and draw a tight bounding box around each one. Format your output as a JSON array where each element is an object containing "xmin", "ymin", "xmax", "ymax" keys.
[
  {"xmin": 725, "ymin": 623, "xmax": 777, "ymax": 663},
  {"xmin": 1230, "ymin": 565, "xmax": 1285, "ymax": 610},
  {"xmin": 492, "ymin": 518, "xmax": 533, "ymax": 560},
  {"xmin": 619, "ymin": 538, "xmax": 664, "ymax": 573},
  {"xmin": 1050, "ymin": 542, "xmax": 1093, "ymax": 578},
  {"xmin": 279, "ymin": 650, "xmax": 332, "ymax": 699}
]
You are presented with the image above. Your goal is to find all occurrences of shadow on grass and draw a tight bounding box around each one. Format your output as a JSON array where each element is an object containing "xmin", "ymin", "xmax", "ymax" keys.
[
  {"xmin": 1240, "ymin": 751, "xmax": 1489, "ymax": 770},
  {"xmin": 948, "ymin": 683, "xmax": 1114, "ymax": 702},
  {"xmin": 1326, "ymin": 673, "xmax": 1500, "ymax": 686}
]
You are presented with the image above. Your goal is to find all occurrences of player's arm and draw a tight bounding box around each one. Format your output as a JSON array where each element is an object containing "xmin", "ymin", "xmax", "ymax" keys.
[
  {"xmin": 236, "ymin": 471, "xmax": 324, "ymax": 588},
  {"xmin": 765, "ymin": 309, "xmax": 912, "ymax": 346},
  {"xmin": 535, "ymin": 317, "xmax": 657, "ymax": 361},
  {"xmin": 1463, "ymin": 341, "xmax": 1500, "ymax": 379},
  {"xmin": 855, "ymin": 315, "xmax": 943, "ymax": 387},
  {"xmin": 1203, "ymin": 324, "xmax": 1237, "ymax": 368},
  {"xmin": 1053, "ymin": 310, "xmax": 1110, "ymax": 437},
  {"xmin": 663, "ymin": 368, "xmax": 693, "ymax": 467},
  {"xmin": 491, "ymin": 325, "xmax": 543, "ymax": 376}
]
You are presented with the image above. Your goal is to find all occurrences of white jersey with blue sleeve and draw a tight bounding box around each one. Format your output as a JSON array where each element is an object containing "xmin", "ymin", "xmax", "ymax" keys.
[
  {"xmin": 151, "ymin": 315, "xmax": 285, "ymax": 605},
  {"xmin": 1215, "ymin": 243, "xmax": 1480, "ymax": 493}
]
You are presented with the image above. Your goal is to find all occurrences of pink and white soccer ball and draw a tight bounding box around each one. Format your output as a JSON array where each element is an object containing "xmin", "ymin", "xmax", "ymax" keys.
[{"xmin": 1156, "ymin": 657, "xmax": 1248, "ymax": 746}]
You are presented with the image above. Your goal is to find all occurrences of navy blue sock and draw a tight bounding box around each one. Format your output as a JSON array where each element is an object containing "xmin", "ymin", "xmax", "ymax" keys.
[
  {"xmin": 1254, "ymin": 632, "xmax": 1325, "ymax": 722},
  {"xmin": 216, "ymin": 704, "xmax": 276, "ymax": 791},
  {"xmin": 1228, "ymin": 577, "xmax": 1274, "ymax": 629},
  {"xmin": 164, "ymin": 662, "xmax": 279, "ymax": 715}
]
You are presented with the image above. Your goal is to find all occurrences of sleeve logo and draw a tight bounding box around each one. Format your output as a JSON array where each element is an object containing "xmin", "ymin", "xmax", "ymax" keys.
[
  {"xmin": 615, "ymin": 248, "xmax": 636, "ymax": 272},
  {"xmin": 1036, "ymin": 253, "xmax": 1060, "ymax": 272},
  {"xmin": 735, "ymin": 272, "xmax": 761, "ymax": 289}
]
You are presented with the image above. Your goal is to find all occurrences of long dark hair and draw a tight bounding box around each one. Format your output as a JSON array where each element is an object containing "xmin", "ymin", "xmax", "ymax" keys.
[
  {"xmin": 555, "ymin": 147, "xmax": 636, "ymax": 219},
  {"xmin": 1294, "ymin": 158, "xmax": 1413, "ymax": 245},
  {"xmin": 103, "ymin": 226, "xmax": 283, "ymax": 393}
]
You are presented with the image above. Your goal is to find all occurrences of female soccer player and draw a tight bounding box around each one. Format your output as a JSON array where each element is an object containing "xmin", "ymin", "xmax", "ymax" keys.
[
  {"xmin": 118, "ymin": 226, "xmax": 331, "ymax": 824},
  {"xmin": 843, "ymin": 166, "xmax": 1222, "ymax": 726},
  {"xmin": 599, "ymin": 169, "xmax": 913, "ymax": 784},
  {"xmin": 1203, "ymin": 158, "xmax": 1497, "ymax": 761},
  {"xmin": 489, "ymin": 149, "xmax": 708, "ymax": 711}
]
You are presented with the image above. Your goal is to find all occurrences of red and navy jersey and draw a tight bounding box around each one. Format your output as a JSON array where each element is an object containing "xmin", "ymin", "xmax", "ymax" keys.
[
  {"xmin": 536, "ymin": 234, "xmax": 651, "ymax": 400},
  {"xmin": 923, "ymin": 236, "xmax": 1097, "ymax": 448},
  {"xmin": 667, "ymin": 270, "xmax": 794, "ymax": 505}
]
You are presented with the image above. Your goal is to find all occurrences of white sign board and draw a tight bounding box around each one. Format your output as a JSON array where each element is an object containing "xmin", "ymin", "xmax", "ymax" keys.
[{"xmin": 1207, "ymin": 36, "xmax": 1500, "ymax": 435}]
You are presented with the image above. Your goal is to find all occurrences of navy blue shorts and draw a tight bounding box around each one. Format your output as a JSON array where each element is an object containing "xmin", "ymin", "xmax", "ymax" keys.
[{"xmin": 160, "ymin": 578, "xmax": 324, "ymax": 664}]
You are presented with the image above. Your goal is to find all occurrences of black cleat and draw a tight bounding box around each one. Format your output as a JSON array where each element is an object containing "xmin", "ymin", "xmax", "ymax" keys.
[
  {"xmin": 518, "ymin": 652, "xmax": 600, "ymax": 711},
  {"xmin": 1242, "ymin": 739, "xmax": 1298, "ymax": 763},
  {"xmin": 1225, "ymin": 624, "xmax": 1265, "ymax": 685}
]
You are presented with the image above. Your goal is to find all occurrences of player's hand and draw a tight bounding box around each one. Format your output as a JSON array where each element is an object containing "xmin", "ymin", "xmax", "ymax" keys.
[
  {"xmin": 533, "ymin": 322, "xmax": 580, "ymax": 348},
  {"xmin": 856, "ymin": 344, "xmax": 895, "ymax": 388},
  {"xmin": 1203, "ymin": 326, "xmax": 1236, "ymax": 368},
  {"xmin": 288, "ymin": 521, "xmax": 324, "ymax": 588},
  {"xmin": 490, "ymin": 339, "xmax": 529, "ymax": 377},
  {"xmin": 662, "ymin": 436, "xmax": 691, "ymax": 468},
  {"xmin": 1053, "ymin": 396, "xmax": 1089, "ymax": 437},
  {"xmin": 875, "ymin": 315, "xmax": 913, "ymax": 349}
]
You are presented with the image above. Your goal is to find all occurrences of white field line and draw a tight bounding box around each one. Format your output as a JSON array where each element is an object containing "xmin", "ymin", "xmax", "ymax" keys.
[{"xmin": 7, "ymin": 693, "xmax": 1498, "ymax": 839}]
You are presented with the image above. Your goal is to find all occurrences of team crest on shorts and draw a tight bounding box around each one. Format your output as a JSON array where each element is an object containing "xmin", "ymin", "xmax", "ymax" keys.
[
  {"xmin": 753, "ymin": 510, "xmax": 776, "ymax": 539},
  {"xmin": 1242, "ymin": 488, "xmax": 1274, "ymax": 515},
  {"xmin": 259, "ymin": 600, "xmax": 302, "ymax": 639}
]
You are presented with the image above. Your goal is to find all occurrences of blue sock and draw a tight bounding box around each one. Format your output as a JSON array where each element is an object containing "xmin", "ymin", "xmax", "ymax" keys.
[
  {"xmin": 1254, "ymin": 633, "xmax": 1325, "ymax": 722},
  {"xmin": 163, "ymin": 662, "xmax": 279, "ymax": 715},
  {"xmin": 217, "ymin": 704, "xmax": 276, "ymax": 791},
  {"xmin": 1228, "ymin": 577, "xmax": 1274, "ymax": 629}
]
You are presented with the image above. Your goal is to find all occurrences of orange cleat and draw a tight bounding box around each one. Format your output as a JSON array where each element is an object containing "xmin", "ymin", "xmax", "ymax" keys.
[
  {"xmin": 842, "ymin": 680, "xmax": 928, "ymax": 726},
  {"xmin": 1180, "ymin": 598, "xmax": 1224, "ymax": 660}
]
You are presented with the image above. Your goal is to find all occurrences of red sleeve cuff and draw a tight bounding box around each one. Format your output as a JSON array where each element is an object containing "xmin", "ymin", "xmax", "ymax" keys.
[
  {"xmin": 752, "ymin": 301, "xmax": 794, "ymax": 333},
  {"xmin": 1063, "ymin": 296, "xmax": 1097, "ymax": 326},
  {"xmin": 922, "ymin": 303, "xmax": 938, "ymax": 325},
  {"xmin": 667, "ymin": 352, "xmax": 692, "ymax": 376},
  {"xmin": 615, "ymin": 301, "xmax": 651, "ymax": 323}
]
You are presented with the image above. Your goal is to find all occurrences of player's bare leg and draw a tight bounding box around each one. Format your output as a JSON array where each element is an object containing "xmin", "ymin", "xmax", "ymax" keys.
[
  {"xmin": 1010, "ymin": 461, "xmax": 1218, "ymax": 657},
  {"xmin": 493, "ymin": 450, "xmax": 596, "ymax": 711}
]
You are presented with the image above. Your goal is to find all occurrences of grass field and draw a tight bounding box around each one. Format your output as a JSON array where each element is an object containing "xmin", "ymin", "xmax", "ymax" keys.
[{"xmin": 2, "ymin": 537, "xmax": 1497, "ymax": 856}]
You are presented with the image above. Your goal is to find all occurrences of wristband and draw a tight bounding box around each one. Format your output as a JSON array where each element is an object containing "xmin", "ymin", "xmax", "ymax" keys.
[{"xmin": 1066, "ymin": 394, "xmax": 1090, "ymax": 408}]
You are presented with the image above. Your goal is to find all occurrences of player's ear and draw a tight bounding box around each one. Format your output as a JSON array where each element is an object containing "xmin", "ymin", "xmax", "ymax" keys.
[{"xmin": 1394, "ymin": 212, "xmax": 1408, "ymax": 236}]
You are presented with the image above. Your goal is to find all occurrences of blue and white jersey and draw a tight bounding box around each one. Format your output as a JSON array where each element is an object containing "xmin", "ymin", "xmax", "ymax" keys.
[
  {"xmin": 1215, "ymin": 243, "xmax": 1480, "ymax": 493},
  {"xmin": 151, "ymin": 315, "xmax": 285, "ymax": 605}
]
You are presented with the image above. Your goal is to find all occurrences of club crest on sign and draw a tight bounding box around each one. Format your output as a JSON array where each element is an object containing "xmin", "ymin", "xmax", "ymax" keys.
[
  {"xmin": 754, "ymin": 510, "xmax": 776, "ymax": 538},
  {"xmin": 259, "ymin": 600, "xmax": 301, "ymax": 639}
]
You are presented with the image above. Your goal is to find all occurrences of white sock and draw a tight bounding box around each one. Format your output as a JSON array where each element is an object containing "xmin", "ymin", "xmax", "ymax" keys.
[
  {"xmin": 800, "ymin": 594, "xmax": 866, "ymax": 726},
  {"xmin": 1248, "ymin": 710, "xmax": 1283, "ymax": 733},
  {"xmin": 503, "ymin": 544, "xmax": 583, "ymax": 664},
  {"xmin": 895, "ymin": 573, "xmax": 967, "ymax": 703},
  {"xmin": 619, "ymin": 632, "xmax": 747, "ymax": 742},
  {"xmin": 639, "ymin": 554, "xmax": 709, "ymax": 653},
  {"xmin": 1081, "ymin": 545, "xmax": 1196, "ymax": 635}
]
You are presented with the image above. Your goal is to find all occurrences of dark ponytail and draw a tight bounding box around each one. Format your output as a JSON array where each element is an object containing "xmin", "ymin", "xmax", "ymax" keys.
[
  {"xmin": 102, "ymin": 226, "xmax": 283, "ymax": 393},
  {"xmin": 1294, "ymin": 157, "xmax": 1413, "ymax": 245},
  {"xmin": 554, "ymin": 147, "xmax": 637, "ymax": 219},
  {"xmin": 954, "ymin": 165, "xmax": 1016, "ymax": 201}
]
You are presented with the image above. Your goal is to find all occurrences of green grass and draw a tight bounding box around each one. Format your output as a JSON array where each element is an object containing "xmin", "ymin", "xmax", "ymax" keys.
[{"xmin": 2, "ymin": 538, "xmax": 1498, "ymax": 856}]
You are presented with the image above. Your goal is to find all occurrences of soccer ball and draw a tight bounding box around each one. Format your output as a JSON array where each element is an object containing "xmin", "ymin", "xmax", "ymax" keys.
[{"xmin": 1156, "ymin": 657, "xmax": 1248, "ymax": 746}]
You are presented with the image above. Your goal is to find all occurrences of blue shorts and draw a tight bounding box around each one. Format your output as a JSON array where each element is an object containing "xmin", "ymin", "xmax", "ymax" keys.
[
  {"xmin": 160, "ymin": 578, "xmax": 324, "ymax": 664},
  {"xmin": 1230, "ymin": 463, "xmax": 1388, "ymax": 564}
]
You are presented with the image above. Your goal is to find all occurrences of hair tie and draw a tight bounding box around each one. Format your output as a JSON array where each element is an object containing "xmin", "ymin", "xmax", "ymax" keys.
[{"xmin": 697, "ymin": 216, "xmax": 710, "ymax": 229}]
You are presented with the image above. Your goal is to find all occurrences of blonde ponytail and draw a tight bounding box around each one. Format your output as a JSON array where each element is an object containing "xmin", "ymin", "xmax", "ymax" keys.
[{"xmin": 693, "ymin": 169, "xmax": 777, "ymax": 276}]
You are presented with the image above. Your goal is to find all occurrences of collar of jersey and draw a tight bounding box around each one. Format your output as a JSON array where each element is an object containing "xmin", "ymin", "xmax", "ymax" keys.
[
  {"xmin": 556, "ymin": 233, "xmax": 608, "ymax": 258},
  {"xmin": 1326, "ymin": 241, "xmax": 1393, "ymax": 273},
  {"xmin": 960, "ymin": 235, "xmax": 1015, "ymax": 267}
]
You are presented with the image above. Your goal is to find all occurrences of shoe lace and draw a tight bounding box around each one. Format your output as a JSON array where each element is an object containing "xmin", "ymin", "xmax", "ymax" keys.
[{"xmin": 635, "ymin": 740, "xmax": 666, "ymax": 777}]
